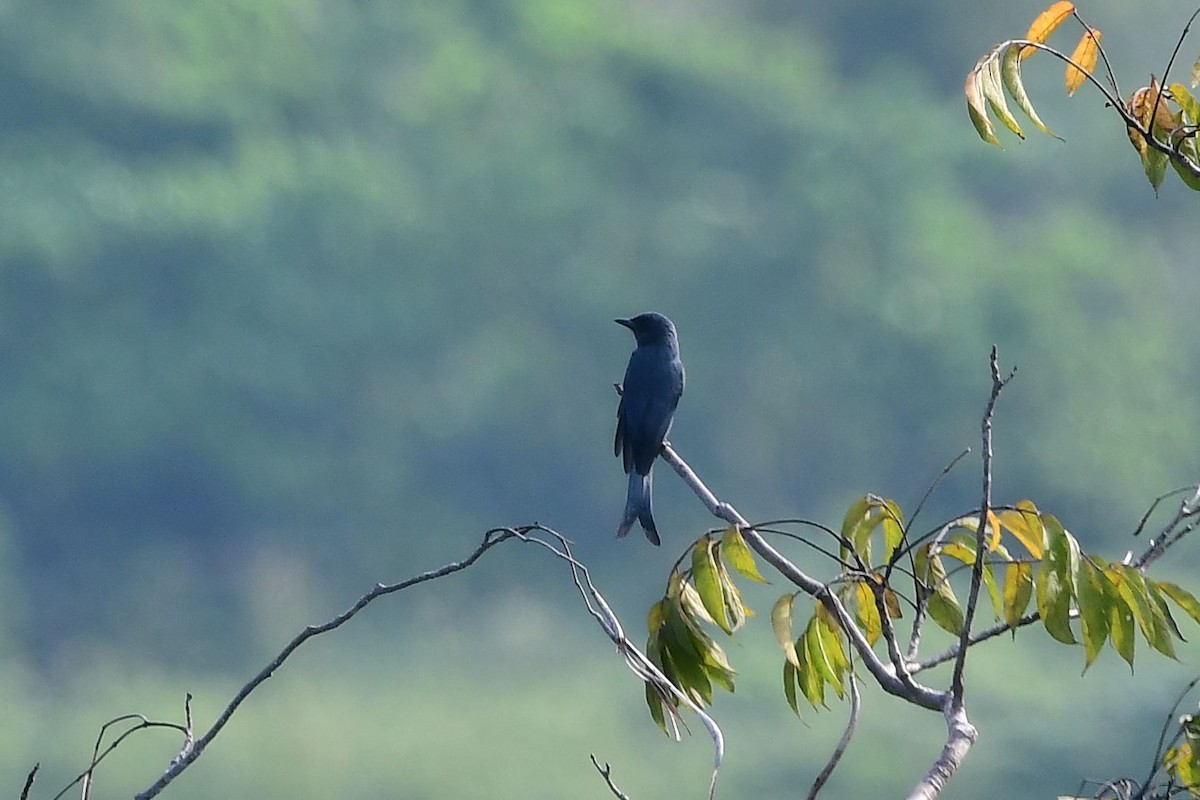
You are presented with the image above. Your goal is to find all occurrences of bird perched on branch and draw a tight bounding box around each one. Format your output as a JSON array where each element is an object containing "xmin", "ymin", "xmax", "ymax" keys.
[{"xmin": 614, "ymin": 312, "xmax": 685, "ymax": 545}]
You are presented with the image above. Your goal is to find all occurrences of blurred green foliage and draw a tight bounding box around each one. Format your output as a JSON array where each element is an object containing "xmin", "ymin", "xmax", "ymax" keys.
[{"xmin": 2, "ymin": 0, "xmax": 1200, "ymax": 796}]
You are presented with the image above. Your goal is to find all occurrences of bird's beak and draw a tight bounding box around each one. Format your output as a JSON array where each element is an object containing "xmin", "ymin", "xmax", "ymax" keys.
[{"xmin": 614, "ymin": 318, "xmax": 634, "ymax": 330}]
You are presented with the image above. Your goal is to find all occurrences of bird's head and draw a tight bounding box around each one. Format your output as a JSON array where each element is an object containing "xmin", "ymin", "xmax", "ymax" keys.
[{"xmin": 615, "ymin": 312, "xmax": 677, "ymax": 346}]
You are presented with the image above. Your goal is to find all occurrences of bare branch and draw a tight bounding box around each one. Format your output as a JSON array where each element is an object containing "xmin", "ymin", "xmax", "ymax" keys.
[
  {"xmin": 951, "ymin": 346, "xmax": 1013, "ymax": 707},
  {"xmin": 591, "ymin": 755, "xmax": 632, "ymax": 800},
  {"xmin": 134, "ymin": 527, "xmax": 521, "ymax": 799},
  {"xmin": 516, "ymin": 525, "xmax": 724, "ymax": 800},
  {"xmin": 806, "ymin": 672, "xmax": 861, "ymax": 800},
  {"xmin": 912, "ymin": 612, "xmax": 1040, "ymax": 674},
  {"xmin": 1134, "ymin": 484, "xmax": 1200, "ymax": 570}
]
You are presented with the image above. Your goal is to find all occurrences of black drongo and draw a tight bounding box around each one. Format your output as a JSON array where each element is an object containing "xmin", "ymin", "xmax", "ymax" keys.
[{"xmin": 614, "ymin": 312, "xmax": 684, "ymax": 545}]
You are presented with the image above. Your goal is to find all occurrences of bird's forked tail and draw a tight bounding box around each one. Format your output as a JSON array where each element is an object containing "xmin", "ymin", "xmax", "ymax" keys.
[{"xmin": 617, "ymin": 468, "xmax": 660, "ymax": 545}]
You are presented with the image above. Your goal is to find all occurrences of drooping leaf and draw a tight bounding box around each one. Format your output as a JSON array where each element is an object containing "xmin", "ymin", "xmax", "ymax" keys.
[
  {"xmin": 805, "ymin": 618, "xmax": 842, "ymax": 700},
  {"xmin": 648, "ymin": 598, "xmax": 668, "ymax": 636},
  {"xmin": 1076, "ymin": 559, "xmax": 1110, "ymax": 671},
  {"xmin": 692, "ymin": 536, "xmax": 731, "ymax": 634},
  {"xmin": 1042, "ymin": 514, "xmax": 1080, "ymax": 596},
  {"xmin": 680, "ymin": 581, "xmax": 718, "ymax": 627},
  {"xmin": 1111, "ymin": 564, "xmax": 1175, "ymax": 659},
  {"xmin": 1170, "ymin": 83, "xmax": 1200, "ymax": 125},
  {"xmin": 722, "ymin": 526, "xmax": 767, "ymax": 583},
  {"xmin": 717, "ymin": 557, "xmax": 750, "ymax": 633},
  {"xmin": 783, "ymin": 660, "xmax": 801, "ymax": 717},
  {"xmin": 1065, "ymin": 27, "xmax": 1101, "ymax": 96},
  {"xmin": 984, "ymin": 52, "xmax": 1024, "ymax": 137},
  {"xmin": 914, "ymin": 543, "xmax": 964, "ymax": 635},
  {"xmin": 663, "ymin": 600, "xmax": 714, "ymax": 703},
  {"xmin": 943, "ymin": 532, "xmax": 1002, "ymax": 620},
  {"xmin": 1001, "ymin": 43, "xmax": 1058, "ymax": 137},
  {"xmin": 854, "ymin": 580, "xmax": 882, "ymax": 646},
  {"xmin": 881, "ymin": 499, "xmax": 905, "ymax": 563},
  {"xmin": 818, "ymin": 616, "xmax": 851, "ymax": 680},
  {"xmin": 661, "ymin": 633, "xmax": 713, "ymax": 705},
  {"xmin": 927, "ymin": 591, "xmax": 965, "ymax": 635},
  {"xmin": 997, "ymin": 501, "xmax": 1045, "ymax": 558},
  {"xmin": 1003, "ymin": 561, "xmax": 1034, "ymax": 631},
  {"xmin": 1020, "ymin": 1, "xmax": 1075, "ymax": 60},
  {"xmin": 795, "ymin": 631, "xmax": 824, "ymax": 707},
  {"xmin": 1157, "ymin": 581, "xmax": 1200, "ymax": 627},
  {"xmin": 1193, "ymin": 53, "xmax": 1200, "ymax": 88},
  {"xmin": 1146, "ymin": 580, "xmax": 1185, "ymax": 643},
  {"xmin": 883, "ymin": 586, "xmax": 903, "ymax": 620},
  {"xmin": 966, "ymin": 55, "xmax": 1003, "ymax": 148},
  {"xmin": 1110, "ymin": 606, "xmax": 1136, "ymax": 669},
  {"xmin": 772, "ymin": 593, "xmax": 800, "ymax": 667},
  {"xmin": 1035, "ymin": 516, "xmax": 1076, "ymax": 645}
]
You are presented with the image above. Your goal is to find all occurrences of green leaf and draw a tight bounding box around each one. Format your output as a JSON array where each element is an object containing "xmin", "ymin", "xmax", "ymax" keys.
[
  {"xmin": 797, "ymin": 625, "xmax": 827, "ymax": 708},
  {"xmin": 1076, "ymin": 559, "xmax": 1110, "ymax": 672},
  {"xmin": 1001, "ymin": 41, "xmax": 1057, "ymax": 137},
  {"xmin": 1102, "ymin": 564, "xmax": 1136, "ymax": 670},
  {"xmin": 1146, "ymin": 580, "xmax": 1185, "ymax": 646},
  {"xmin": 881, "ymin": 499, "xmax": 905, "ymax": 563},
  {"xmin": 1035, "ymin": 513, "xmax": 1077, "ymax": 645},
  {"xmin": 927, "ymin": 591, "xmax": 965, "ymax": 635},
  {"xmin": 943, "ymin": 532, "xmax": 1001, "ymax": 621},
  {"xmin": 1115, "ymin": 565, "xmax": 1175, "ymax": 658},
  {"xmin": 1157, "ymin": 581, "xmax": 1200, "ymax": 627},
  {"xmin": 1035, "ymin": 559, "xmax": 1075, "ymax": 645},
  {"xmin": 1170, "ymin": 83, "xmax": 1200, "ymax": 124},
  {"xmin": 840, "ymin": 496, "xmax": 872, "ymax": 563},
  {"xmin": 662, "ymin": 602, "xmax": 714, "ymax": 701},
  {"xmin": 772, "ymin": 594, "xmax": 800, "ymax": 667},
  {"xmin": 692, "ymin": 536, "xmax": 731, "ymax": 634},
  {"xmin": 1141, "ymin": 144, "xmax": 1170, "ymax": 194},
  {"xmin": 1003, "ymin": 561, "xmax": 1034, "ymax": 631},
  {"xmin": 815, "ymin": 618, "xmax": 849, "ymax": 698},
  {"xmin": 721, "ymin": 526, "xmax": 767, "ymax": 583},
  {"xmin": 645, "ymin": 638, "xmax": 675, "ymax": 734},
  {"xmin": 806, "ymin": 618, "xmax": 843, "ymax": 699},
  {"xmin": 783, "ymin": 660, "xmax": 802, "ymax": 717},
  {"xmin": 915, "ymin": 544, "xmax": 963, "ymax": 635}
]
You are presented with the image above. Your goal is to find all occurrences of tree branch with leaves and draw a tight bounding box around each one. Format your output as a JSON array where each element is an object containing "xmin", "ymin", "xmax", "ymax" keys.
[{"xmin": 966, "ymin": 2, "xmax": 1200, "ymax": 193}]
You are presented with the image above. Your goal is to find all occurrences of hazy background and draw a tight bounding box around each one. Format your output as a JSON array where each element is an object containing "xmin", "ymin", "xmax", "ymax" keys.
[{"xmin": 2, "ymin": 0, "xmax": 1199, "ymax": 797}]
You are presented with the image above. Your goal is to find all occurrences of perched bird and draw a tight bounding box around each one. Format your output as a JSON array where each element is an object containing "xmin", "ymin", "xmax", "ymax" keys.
[{"xmin": 614, "ymin": 312, "xmax": 685, "ymax": 545}]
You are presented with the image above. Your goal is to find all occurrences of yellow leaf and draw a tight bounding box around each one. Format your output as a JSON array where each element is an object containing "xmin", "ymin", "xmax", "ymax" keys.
[
  {"xmin": 1020, "ymin": 1, "xmax": 1075, "ymax": 60},
  {"xmin": 1065, "ymin": 28, "xmax": 1101, "ymax": 97}
]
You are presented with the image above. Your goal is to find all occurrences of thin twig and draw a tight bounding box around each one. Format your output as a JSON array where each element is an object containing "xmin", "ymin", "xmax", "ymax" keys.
[
  {"xmin": 1071, "ymin": 9, "xmax": 1120, "ymax": 97},
  {"xmin": 134, "ymin": 527, "xmax": 522, "ymax": 799},
  {"xmin": 806, "ymin": 672, "xmax": 861, "ymax": 800},
  {"xmin": 912, "ymin": 612, "xmax": 1040, "ymax": 673},
  {"xmin": 1149, "ymin": 7, "xmax": 1200, "ymax": 132},
  {"xmin": 951, "ymin": 347, "xmax": 1013, "ymax": 707},
  {"xmin": 590, "ymin": 755, "xmax": 632, "ymax": 800},
  {"xmin": 20, "ymin": 764, "xmax": 38, "ymax": 800},
  {"xmin": 907, "ymin": 449, "xmax": 972, "ymax": 538},
  {"xmin": 56, "ymin": 715, "xmax": 189, "ymax": 800},
  {"xmin": 1134, "ymin": 675, "xmax": 1200, "ymax": 800}
]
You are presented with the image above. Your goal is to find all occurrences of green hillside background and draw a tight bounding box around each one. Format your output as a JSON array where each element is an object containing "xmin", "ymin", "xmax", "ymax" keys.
[{"xmin": 2, "ymin": 1, "xmax": 1200, "ymax": 797}]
